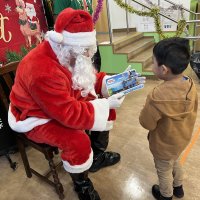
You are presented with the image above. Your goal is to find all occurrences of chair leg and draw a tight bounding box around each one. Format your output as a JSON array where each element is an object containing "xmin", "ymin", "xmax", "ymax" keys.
[
  {"xmin": 5, "ymin": 153, "xmax": 18, "ymax": 170},
  {"xmin": 17, "ymin": 137, "xmax": 32, "ymax": 178},
  {"xmin": 54, "ymin": 148, "xmax": 59, "ymax": 155},
  {"xmin": 45, "ymin": 151, "xmax": 64, "ymax": 200}
]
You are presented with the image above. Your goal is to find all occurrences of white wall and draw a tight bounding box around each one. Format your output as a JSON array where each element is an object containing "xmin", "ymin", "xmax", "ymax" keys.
[
  {"xmin": 109, "ymin": 0, "xmax": 138, "ymax": 29},
  {"xmin": 109, "ymin": 0, "xmax": 191, "ymax": 30}
]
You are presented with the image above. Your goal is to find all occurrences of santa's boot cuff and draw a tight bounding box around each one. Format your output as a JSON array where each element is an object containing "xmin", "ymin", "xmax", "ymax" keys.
[{"xmin": 62, "ymin": 151, "xmax": 93, "ymax": 173}]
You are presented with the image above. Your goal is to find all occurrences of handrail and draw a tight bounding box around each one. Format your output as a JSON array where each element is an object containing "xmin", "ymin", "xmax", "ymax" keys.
[
  {"xmin": 186, "ymin": 20, "xmax": 200, "ymax": 23},
  {"xmin": 132, "ymin": 0, "xmax": 178, "ymax": 23},
  {"xmin": 125, "ymin": 0, "xmax": 129, "ymax": 33},
  {"xmin": 106, "ymin": 0, "xmax": 112, "ymax": 44},
  {"xmin": 107, "ymin": 0, "xmax": 200, "ymax": 46},
  {"xmin": 162, "ymin": 0, "xmax": 196, "ymax": 15},
  {"xmin": 184, "ymin": 36, "xmax": 200, "ymax": 39},
  {"xmin": 131, "ymin": 0, "xmax": 200, "ymax": 46}
]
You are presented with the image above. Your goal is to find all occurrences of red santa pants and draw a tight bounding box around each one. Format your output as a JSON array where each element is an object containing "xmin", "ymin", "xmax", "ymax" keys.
[{"xmin": 26, "ymin": 120, "xmax": 93, "ymax": 173}]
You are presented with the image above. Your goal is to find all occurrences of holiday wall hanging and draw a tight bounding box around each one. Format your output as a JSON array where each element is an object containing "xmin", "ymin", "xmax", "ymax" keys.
[{"xmin": 0, "ymin": 0, "xmax": 48, "ymax": 64}]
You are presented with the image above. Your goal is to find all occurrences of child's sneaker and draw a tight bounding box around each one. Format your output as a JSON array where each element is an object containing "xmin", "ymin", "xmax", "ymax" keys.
[
  {"xmin": 173, "ymin": 185, "xmax": 184, "ymax": 198},
  {"xmin": 152, "ymin": 185, "xmax": 173, "ymax": 200}
]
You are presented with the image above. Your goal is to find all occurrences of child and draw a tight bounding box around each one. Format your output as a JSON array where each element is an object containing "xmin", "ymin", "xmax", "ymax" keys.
[{"xmin": 139, "ymin": 37, "xmax": 198, "ymax": 200}]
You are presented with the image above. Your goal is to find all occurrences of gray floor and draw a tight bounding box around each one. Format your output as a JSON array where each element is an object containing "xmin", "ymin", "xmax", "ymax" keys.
[{"xmin": 0, "ymin": 69, "xmax": 200, "ymax": 200}]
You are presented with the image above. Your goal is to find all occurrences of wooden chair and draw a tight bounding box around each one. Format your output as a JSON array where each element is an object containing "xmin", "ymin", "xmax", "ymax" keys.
[{"xmin": 0, "ymin": 61, "xmax": 64, "ymax": 200}]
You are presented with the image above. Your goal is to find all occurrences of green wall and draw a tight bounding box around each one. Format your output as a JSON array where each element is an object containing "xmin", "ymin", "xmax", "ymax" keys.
[
  {"xmin": 99, "ymin": 45, "xmax": 152, "ymax": 75},
  {"xmin": 144, "ymin": 32, "xmax": 177, "ymax": 43}
]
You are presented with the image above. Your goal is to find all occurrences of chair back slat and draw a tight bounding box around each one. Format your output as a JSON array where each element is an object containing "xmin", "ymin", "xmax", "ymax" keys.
[
  {"xmin": 0, "ymin": 83, "xmax": 9, "ymax": 111},
  {"xmin": 0, "ymin": 62, "xmax": 18, "ymax": 75},
  {"xmin": 0, "ymin": 62, "xmax": 19, "ymax": 112},
  {"xmin": 2, "ymin": 73, "xmax": 14, "ymax": 90}
]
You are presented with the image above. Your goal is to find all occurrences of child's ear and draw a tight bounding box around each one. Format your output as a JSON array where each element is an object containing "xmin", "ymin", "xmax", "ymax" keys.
[{"xmin": 161, "ymin": 65, "xmax": 169, "ymax": 75}]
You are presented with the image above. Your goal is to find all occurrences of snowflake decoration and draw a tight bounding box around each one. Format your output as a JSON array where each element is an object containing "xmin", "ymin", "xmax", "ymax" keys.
[
  {"xmin": 5, "ymin": 4, "xmax": 12, "ymax": 13},
  {"xmin": 0, "ymin": 119, "xmax": 3, "ymax": 130}
]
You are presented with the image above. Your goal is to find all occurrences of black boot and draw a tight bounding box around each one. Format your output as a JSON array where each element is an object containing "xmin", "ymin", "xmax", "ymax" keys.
[
  {"xmin": 89, "ymin": 151, "xmax": 120, "ymax": 172},
  {"xmin": 173, "ymin": 185, "xmax": 184, "ymax": 198},
  {"xmin": 70, "ymin": 171, "xmax": 101, "ymax": 200},
  {"xmin": 89, "ymin": 131, "xmax": 120, "ymax": 172},
  {"xmin": 152, "ymin": 185, "xmax": 173, "ymax": 200},
  {"xmin": 89, "ymin": 131, "xmax": 109, "ymax": 155}
]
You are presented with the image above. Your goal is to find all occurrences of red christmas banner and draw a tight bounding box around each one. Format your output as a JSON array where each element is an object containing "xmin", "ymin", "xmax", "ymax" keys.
[{"xmin": 0, "ymin": 0, "xmax": 48, "ymax": 63}]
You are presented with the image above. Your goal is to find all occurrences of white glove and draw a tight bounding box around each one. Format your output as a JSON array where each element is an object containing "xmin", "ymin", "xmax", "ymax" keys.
[
  {"xmin": 107, "ymin": 92, "xmax": 125, "ymax": 109},
  {"xmin": 105, "ymin": 121, "xmax": 114, "ymax": 130}
]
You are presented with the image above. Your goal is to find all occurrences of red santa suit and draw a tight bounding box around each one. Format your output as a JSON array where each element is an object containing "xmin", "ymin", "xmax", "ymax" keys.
[{"xmin": 8, "ymin": 8, "xmax": 116, "ymax": 173}]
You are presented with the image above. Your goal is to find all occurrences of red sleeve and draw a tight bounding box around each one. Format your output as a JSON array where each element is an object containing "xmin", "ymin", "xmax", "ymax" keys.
[
  {"xmin": 108, "ymin": 109, "xmax": 116, "ymax": 121},
  {"xmin": 95, "ymin": 72, "xmax": 106, "ymax": 96},
  {"xmin": 29, "ymin": 74, "xmax": 95, "ymax": 130}
]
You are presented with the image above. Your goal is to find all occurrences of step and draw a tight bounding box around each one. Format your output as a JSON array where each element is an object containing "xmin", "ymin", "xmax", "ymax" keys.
[
  {"xmin": 128, "ymin": 38, "xmax": 154, "ymax": 60},
  {"xmin": 112, "ymin": 32, "xmax": 144, "ymax": 52},
  {"xmin": 113, "ymin": 28, "xmax": 136, "ymax": 33},
  {"xmin": 129, "ymin": 46, "xmax": 154, "ymax": 73},
  {"xmin": 143, "ymin": 57, "xmax": 153, "ymax": 69},
  {"xmin": 143, "ymin": 63, "xmax": 154, "ymax": 72},
  {"xmin": 115, "ymin": 37, "xmax": 154, "ymax": 60},
  {"xmin": 129, "ymin": 46, "xmax": 153, "ymax": 65}
]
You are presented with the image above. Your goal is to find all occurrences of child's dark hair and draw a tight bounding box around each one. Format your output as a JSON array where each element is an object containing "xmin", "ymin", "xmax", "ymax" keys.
[{"xmin": 153, "ymin": 37, "xmax": 190, "ymax": 75}]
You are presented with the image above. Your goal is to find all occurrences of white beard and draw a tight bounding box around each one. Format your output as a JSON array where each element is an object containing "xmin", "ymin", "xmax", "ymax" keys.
[
  {"xmin": 71, "ymin": 54, "xmax": 96, "ymax": 97},
  {"xmin": 47, "ymin": 38, "xmax": 97, "ymax": 97},
  {"xmin": 25, "ymin": 5, "xmax": 36, "ymax": 19}
]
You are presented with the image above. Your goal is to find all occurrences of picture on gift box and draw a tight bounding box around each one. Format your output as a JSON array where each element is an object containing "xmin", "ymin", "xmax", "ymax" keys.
[{"xmin": 105, "ymin": 69, "xmax": 144, "ymax": 96}]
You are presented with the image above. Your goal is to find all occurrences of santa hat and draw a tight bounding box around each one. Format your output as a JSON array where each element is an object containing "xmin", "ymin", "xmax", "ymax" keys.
[
  {"xmin": 26, "ymin": 2, "xmax": 34, "ymax": 8},
  {"xmin": 25, "ymin": 0, "xmax": 36, "ymax": 6},
  {"xmin": 25, "ymin": 0, "xmax": 36, "ymax": 4},
  {"xmin": 47, "ymin": 8, "xmax": 96, "ymax": 47}
]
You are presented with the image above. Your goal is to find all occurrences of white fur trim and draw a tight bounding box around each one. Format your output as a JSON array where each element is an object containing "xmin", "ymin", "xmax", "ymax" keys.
[
  {"xmin": 89, "ymin": 98, "xmax": 109, "ymax": 131},
  {"xmin": 46, "ymin": 31, "xmax": 64, "ymax": 44},
  {"xmin": 26, "ymin": 3, "xmax": 34, "ymax": 8},
  {"xmin": 101, "ymin": 75, "xmax": 110, "ymax": 98},
  {"xmin": 46, "ymin": 30, "xmax": 96, "ymax": 47},
  {"xmin": 62, "ymin": 150, "xmax": 93, "ymax": 173},
  {"xmin": 90, "ymin": 89, "xmax": 98, "ymax": 99},
  {"xmin": 62, "ymin": 30, "xmax": 96, "ymax": 47},
  {"xmin": 8, "ymin": 106, "xmax": 51, "ymax": 133},
  {"xmin": 27, "ymin": 19, "xmax": 37, "ymax": 24}
]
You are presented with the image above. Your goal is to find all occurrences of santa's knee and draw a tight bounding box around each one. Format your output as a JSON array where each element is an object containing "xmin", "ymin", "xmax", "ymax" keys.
[{"xmin": 61, "ymin": 133, "xmax": 93, "ymax": 173}]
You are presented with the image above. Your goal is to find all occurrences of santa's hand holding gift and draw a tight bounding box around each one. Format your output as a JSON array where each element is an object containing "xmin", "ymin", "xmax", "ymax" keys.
[{"xmin": 8, "ymin": 8, "xmax": 125, "ymax": 200}]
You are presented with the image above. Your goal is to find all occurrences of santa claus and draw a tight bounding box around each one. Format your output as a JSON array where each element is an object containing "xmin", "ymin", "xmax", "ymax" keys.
[
  {"xmin": 25, "ymin": 2, "xmax": 39, "ymax": 31},
  {"xmin": 8, "ymin": 8, "xmax": 125, "ymax": 200}
]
